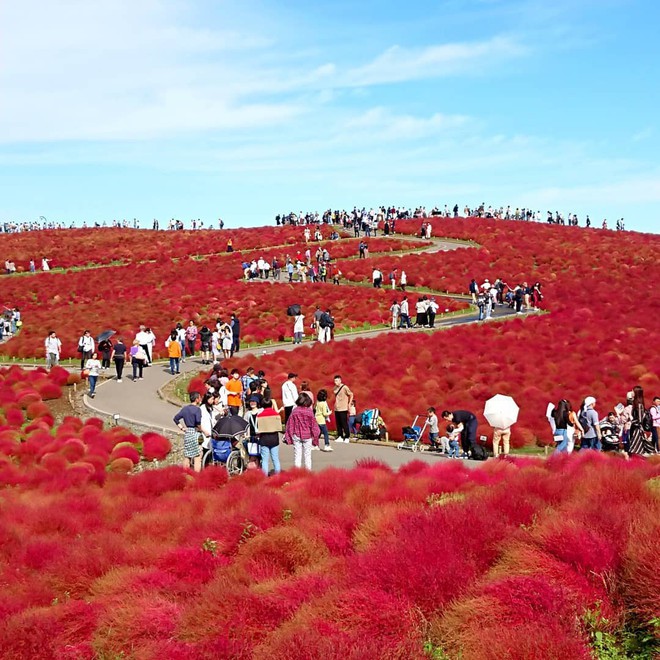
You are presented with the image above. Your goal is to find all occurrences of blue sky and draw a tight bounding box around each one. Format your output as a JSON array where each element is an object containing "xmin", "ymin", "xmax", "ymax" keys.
[{"xmin": 0, "ymin": 0, "xmax": 658, "ymax": 231}]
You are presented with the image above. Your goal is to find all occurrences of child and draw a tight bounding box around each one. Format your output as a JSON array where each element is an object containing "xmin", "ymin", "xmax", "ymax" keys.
[
  {"xmin": 446, "ymin": 422, "xmax": 464, "ymax": 458},
  {"xmin": 315, "ymin": 390, "xmax": 333, "ymax": 452},
  {"xmin": 427, "ymin": 407, "xmax": 440, "ymax": 450}
]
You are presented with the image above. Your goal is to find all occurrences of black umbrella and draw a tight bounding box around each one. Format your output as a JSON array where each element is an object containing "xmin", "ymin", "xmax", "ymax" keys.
[
  {"xmin": 96, "ymin": 329, "xmax": 116, "ymax": 343},
  {"xmin": 212, "ymin": 415, "xmax": 249, "ymax": 439}
]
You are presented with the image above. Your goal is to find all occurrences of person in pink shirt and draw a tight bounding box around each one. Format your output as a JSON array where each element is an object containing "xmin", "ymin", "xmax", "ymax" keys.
[{"xmin": 284, "ymin": 393, "xmax": 320, "ymax": 470}]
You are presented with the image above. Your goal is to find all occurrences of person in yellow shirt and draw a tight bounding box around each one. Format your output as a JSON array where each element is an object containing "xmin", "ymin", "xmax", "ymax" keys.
[{"xmin": 225, "ymin": 368, "xmax": 243, "ymax": 415}]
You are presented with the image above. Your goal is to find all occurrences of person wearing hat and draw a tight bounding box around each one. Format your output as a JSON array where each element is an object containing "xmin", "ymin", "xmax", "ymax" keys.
[
  {"xmin": 282, "ymin": 373, "xmax": 299, "ymax": 424},
  {"xmin": 579, "ymin": 396, "xmax": 601, "ymax": 450}
]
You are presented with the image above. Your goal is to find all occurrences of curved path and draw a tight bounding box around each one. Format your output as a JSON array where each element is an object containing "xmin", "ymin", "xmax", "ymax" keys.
[{"xmin": 81, "ymin": 233, "xmax": 521, "ymax": 471}]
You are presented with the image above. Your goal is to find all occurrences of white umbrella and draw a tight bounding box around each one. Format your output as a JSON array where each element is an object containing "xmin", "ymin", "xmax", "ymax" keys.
[{"xmin": 484, "ymin": 394, "xmax": 519, "ymax": 429}]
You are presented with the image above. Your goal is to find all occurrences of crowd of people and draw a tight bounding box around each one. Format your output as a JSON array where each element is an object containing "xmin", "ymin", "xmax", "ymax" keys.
[
  {"xmin": 4, "ymin": 257, "xmax": 51, "ymax": 274},
  {"xmin": 174, "ymin": 369, "xmax": 359, "ymax": 473},
  {"xmin": 41, "ymin": 316, "xmax": 242, "ymax": 397},
  {"xmin": 242, "ymin": 237, "xmax": 343, "ymax": 285},
  {"xmin": 389, "ymin": 295, "xmax": 442, "ymax": 329},
  {"xmin": 275, "ymin": 204, "xmax": 629, "ymax": 231},
  {"xmin": 548, "ymin": 387, "xmax": 659, "ymax": 458},
  {"xmin": 1, "ymin": 219, "xmax": 229, "ymax": 233},
  {"xmin": 0, "ymin": 307, "xmax": 21, "ymax": 341},
  {"xmin": 469, "ymin": 277, "xmax": 544, "ymax": 319}
]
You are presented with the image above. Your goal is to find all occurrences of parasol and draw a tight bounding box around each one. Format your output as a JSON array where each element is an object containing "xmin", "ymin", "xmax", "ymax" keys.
[
  {"xmin": 96, "ymin": 329, "xmax": 116, "ymax": 343},
  {"xmin": 484, "ymin": 394, "xmax": 519, "ymax": 429},
  {"xmin": 212, "ymin": 415, "xmax": 249, "ymax": 439}
]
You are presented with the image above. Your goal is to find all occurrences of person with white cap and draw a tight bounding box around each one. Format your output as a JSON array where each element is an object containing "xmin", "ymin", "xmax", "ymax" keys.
[{"xmin": 578, "ymin": 396, "xmax": 601, "ymax": 450}]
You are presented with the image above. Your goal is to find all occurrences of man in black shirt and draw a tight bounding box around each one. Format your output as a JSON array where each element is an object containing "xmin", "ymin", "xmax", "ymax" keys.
[{"xmin": 442, "ymin": 410, "xmax": 478, "ymax": 455}]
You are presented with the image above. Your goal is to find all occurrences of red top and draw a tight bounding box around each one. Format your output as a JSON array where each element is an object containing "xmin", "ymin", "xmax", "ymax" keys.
[{"xmin": 284, "ymin": 406, "xmax": 321, "ymax": 445}]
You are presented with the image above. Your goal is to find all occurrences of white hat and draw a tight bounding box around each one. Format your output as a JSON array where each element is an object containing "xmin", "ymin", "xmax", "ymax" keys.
[{"xmin": 584, "ymin": 396, "xmax": 596, "ymax": 407}]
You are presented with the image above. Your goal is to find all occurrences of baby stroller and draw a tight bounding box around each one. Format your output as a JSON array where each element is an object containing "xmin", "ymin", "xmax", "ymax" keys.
[
  {"xmin": 358, "ymin": 408, "xmax": 382, "ymax": 440},
  {"xmin": 397, "ymin": 415, "xmax": 428, "ymax": 452},
  {"xmin": 600, "ymin": 419, "xmax": 621, "ymax": 452},
  {"xmin": 202, "ymin": 415, "xmax": 250, "ymax": 476}
]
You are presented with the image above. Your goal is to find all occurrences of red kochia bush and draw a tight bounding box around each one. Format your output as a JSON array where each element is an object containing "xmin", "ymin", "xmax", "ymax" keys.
[{"xmin": 140, "ymin": 432, "xmax": 172, "ymax": 461}]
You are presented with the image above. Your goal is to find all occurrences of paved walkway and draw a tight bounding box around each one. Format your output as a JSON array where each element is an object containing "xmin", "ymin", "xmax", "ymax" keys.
[{"xmin": 70, "ymin": 232, "xmax": 518, "ymax": 471}]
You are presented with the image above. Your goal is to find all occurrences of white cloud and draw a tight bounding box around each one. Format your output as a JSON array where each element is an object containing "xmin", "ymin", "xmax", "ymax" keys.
[
  {"xmin": 0, "ymin": 0, "xmax": 298, "ymax": 142},
  {"xmin": 344, "ymin": 107, "xmax": 471, "ymax": 140},
  {"xmin": 343, "ymin": 36, "xmax": 526, "ymax": 87}
]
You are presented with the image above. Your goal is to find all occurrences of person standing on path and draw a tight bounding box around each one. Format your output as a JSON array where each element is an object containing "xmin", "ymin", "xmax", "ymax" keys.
[
  {"xmin": 628, "ymin": 386, "xmax": 655, "ymax": 456},
  {"xmin": 84, "ymin": 352, "xmax": 101, "ymax": 399},
  {"xmin": 293, "ymin": 312, "xmax": 305, "ymax": 344},
  {"xmin": 333, "ymin": 375, "xmax": 354, "ymax": 442},
  {"xmin": 469, "ymin": 278, "xmax": 479, "ymax": 303},
  {"xmin": 144, "ymin": 327, "xmax": 156, "ymax": 365},
  {"xmin": 389, "ymin": 269, "xmax": 397, "ymax": 290},
  {"xmin": 372, "ymin": 268, "xmax": 383, "ymax": 288},
  {"xmin": 185, "ymin": 320, "xmax": 198, "ymax": 358},
  {"xmin": 579, "ymin": 396, "xmax": 602, "ymax": 450},
  {"xmin": 98, "ymin": 336, "xmax": 113, "ymax": 370},
  {"xmin": 78, "ymin": 330, "xmax": 95, "ymax": 371},
  {"xmin": 225, "ymin": 369, "xmax": 243, "ymax": 415},
  {"xmin": 284, "ymin": 393, "xmax": 321, "ymax": 470},
  {"xmin": 230, "ymin": 314, "xmax": 240, "ymax": 355},
  {"xmin": 282, "ymin": 373, "xmax": 299, "ymax": 423},
  {"xmin": 390, "ymin": 299, "xmax": 400, "ymax": 329},
  {"xmin": 175, "ymin": 323, "xmax": 186, "ymax": 362},
  {"xmin": 427, "ymin": 297, "xmax": 439, "ymax": 328},
  {"xmin": 173, "ymin": 392, "xmax": 203, "ymax": 472},
  {"xmin": 165, "ymin": 330, "xmax": 182, "ymax": 374},
  {"xmin": 313, "ymin": 305, "xmax": 324, "ymax": 342},
  {"xmin": 111, "ymin": 337, "xmax": 127, "ymax": 382},
  {"xmin": 400, "ymin": 270, "xmax": 407, "ymax": 291},
  {"xmin": 129, "ymin": 340, "xmax": 147, "ymax": 381},
  {"xmin": 315, "ymin": 389, "xmax": 333, "ymax": 451},
  {"xmin": 44, "ymin": 330, "xmax": 62, "ymax": 369},
  {"xmin": 257, "ymin": 396, "xmax": 283, "ymax": 476},
  {"xmin": 318, "ymin": 309, "xmax": 334, "ymax": 344},
  {"xmin": 399, "ymin": 296, "xmax": 412, "ymax": 328},
  {"xmin": 135, "ymin": 325, "xmax": 150, "ymax": 364}
]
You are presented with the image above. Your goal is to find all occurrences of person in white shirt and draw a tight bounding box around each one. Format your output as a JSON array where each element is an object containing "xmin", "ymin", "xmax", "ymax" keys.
[
  {"xmin": 44, "ymin": 331, "xmax": 62, "ymax": 368},
  {"xmin": 281, "ymin": 373, "xmax": 299, "ymax": 423},
  {"xmin": 211, "ymin": 329, "xmax": 222, "ymax": 363},
  {"xmin": 390, "ymin": 300, "xmax": 400, "ymax": 329},
  {"xmin": 427, "ymin": 297, "xmax": 439, "ymax": 328},
  {"xmin": 84, "ymin": 352, "xmax": 102, "ymax": 398},
  {"xmin": 293, "ymin": 313, "xmax": 305, "ymax": 344},
  {"xmin": 144, "ymin": 327, "xmax": 156, "ymax": 365},
  {"xmin": 78, "ymin": 330, "xmax": 95, "ymax": 370},
  {"xmin": 175, "ymin": 323, "xmax": 186, "ymax": 362},
  {"xmin": 372, "ymin": 268, "xmax": 383, "ymax": 288},
  {"xmin": 135, "ymin": 325, "xmax": 150, "ymax": 364},
  {"xmin": 400, "ymin": 270, "xmax": 407, "ymax": 291},
  {"xmin": 399, "ymin": 296, "xmax": 412, "ymax": 328}
]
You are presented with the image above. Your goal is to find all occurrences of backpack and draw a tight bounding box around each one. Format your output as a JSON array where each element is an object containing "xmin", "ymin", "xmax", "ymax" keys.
[
  {"xmin": 319, "ymin": 312, "xmax": 334, "ymax": 329},
  {"xmin": 470, "ymin": 444, "xmax": 488, "ymax": 461},
  {"xmin": 578, "ymin": 409, "xmax": 592, "ymax": 435},
  {"xmin": 640, "ymin": 409, "xmax": 653, "ymax": 433}
]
